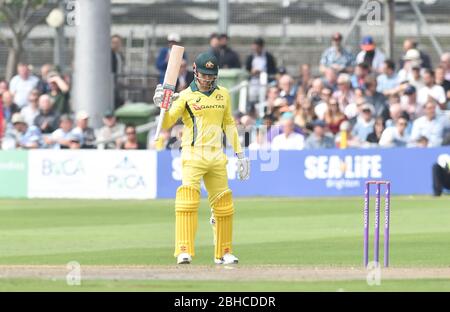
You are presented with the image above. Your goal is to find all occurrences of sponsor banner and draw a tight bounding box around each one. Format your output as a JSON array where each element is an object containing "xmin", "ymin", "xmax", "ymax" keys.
[
  {"xmin": 28, "ymin": 150, "xmax": 157, "ymax": 199},
  {"xmin": 157, "ymin": 147, "xmax": 449, "ymax": 198},
  {"xmin": 0, "ymin": 151, "xmax": 28, "ymax": 198}
]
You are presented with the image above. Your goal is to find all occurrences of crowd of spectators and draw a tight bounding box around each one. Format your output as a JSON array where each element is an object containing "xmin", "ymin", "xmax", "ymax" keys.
[
  {"xmin": 228, "ymin": 33, "xmax": 450, "ymax": 150},
  {"xmin": 2, "ymin": 32, "xmax": 450, "ymax": 151}
]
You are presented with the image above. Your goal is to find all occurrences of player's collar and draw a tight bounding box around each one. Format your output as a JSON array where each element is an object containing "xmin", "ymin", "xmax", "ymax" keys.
[{"xmin": 190, "ymin": 80, "xmax": 219, "ymax": 96}]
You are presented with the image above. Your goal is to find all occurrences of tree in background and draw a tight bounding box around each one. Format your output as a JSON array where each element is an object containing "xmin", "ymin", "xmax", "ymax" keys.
[{"xmin": 0, "ymin": 0, "xmax": 56, "ymax": 80}]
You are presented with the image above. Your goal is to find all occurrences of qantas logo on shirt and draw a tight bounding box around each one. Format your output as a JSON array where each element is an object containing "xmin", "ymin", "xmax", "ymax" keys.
[{"xmin": 191, "ymin": 104, "xmax": 225, "ymax": 111}]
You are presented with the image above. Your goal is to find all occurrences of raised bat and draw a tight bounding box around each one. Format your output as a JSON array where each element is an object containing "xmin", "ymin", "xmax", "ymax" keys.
[{"xmin": 153, "ymin": 45, "xmax": 185, "ymax": 141}]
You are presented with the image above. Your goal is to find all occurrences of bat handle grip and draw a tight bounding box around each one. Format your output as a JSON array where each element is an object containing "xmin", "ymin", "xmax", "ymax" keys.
[{"xmin": 153, "ymin": 108, "xmax": 167, "ymax": 141}]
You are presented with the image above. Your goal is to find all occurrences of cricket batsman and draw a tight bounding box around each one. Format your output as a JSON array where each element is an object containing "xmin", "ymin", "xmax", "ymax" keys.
[{"xmin": 153, "ymin": 52, "xmax": 250, "ymax": 265}]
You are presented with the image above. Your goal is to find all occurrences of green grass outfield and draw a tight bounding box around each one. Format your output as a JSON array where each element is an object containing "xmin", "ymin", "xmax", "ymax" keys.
[{"xmin": 0, "ymin": 196, "xmax": 449, "ymax": 291}]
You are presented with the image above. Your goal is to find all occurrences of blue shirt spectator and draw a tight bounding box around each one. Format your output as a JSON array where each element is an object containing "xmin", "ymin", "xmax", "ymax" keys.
[
  {"xmin": 156, "ymin": 33, "xmax": 187, "ymax": 84},
  {"xmin": 320, "ymin": 32, "xmax": 354, "ymax": 74},
  {"xmin": 352, "ymin": 105, "xmax": 375, "ymax": 142},
  {"xmin": 410, "ymin": 101, "xmax": 448, "ymax": 147},
  {"xmin": 304, "ymin": 120, "xmax": 335, "ymax": 149},
  {"xmin": 377, "ymin": 60, "xmax": 400, "ymax": 96},
  {"xmin": 7, "ymin": 113, "xmax": 42, "ymax": 149}
]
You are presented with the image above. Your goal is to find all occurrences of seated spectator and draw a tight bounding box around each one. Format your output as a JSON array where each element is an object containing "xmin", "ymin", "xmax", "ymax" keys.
[
  {"xmin": 278, "ymin": 74, "xmax": 296, "ymax": 105},
  {"xmin": 72, "ymin": 111, "xmax": 96, "ymax": 149},
  {"xmin": 400, "ymin": 85, "xmax": 422, "ymax": 120},
  {"xmin": 385, "ymin": 103, "xmax": 407, "ymax": 129},
  {"xmin": 217, "ymin": 33, "xmax": 241, "ymax": 69},
  {"xmin": 34, "ymin": 94, "xmax": 60, "ymax": 134},
  {"xmin": 246, "ymin": 37, "xmax": 277, "ymax": 109},
  {"xmin": 410, "ymin": 101, "xmax": 447, "ymax": 147},
  {"xmin": 294, "ymin": 96, "xmax": 316, "ymax": 135},
  {"xmin": 398, "ymin": 49, "xmax": 423, "ymax": 86},
  {"xmin": 366, "ymin": 117, "xmax": 385, "ymax": 146},
  {"xmin": 21, "ymin": 89, "xmax": 40, "ymax": 126},
  {"xmin": 9, "ymin": 63, "xmax": 39, "ymax": 109},
  {"xmin": 2, "ymin": 90, "xmax": 20, "ymax": 123},
  {"xmin": 7, "ymin": 113, "xmax": 41, "ymax": 149},
  {"xmin": 271, "ymin": 113, "xmax": 305, "ymax": 150},
  {"xmin": 352, "ymin": 104, "xmax": 375, "ymax": 143},
  {"xmin": 414, "ymin": 135, "xmax": 429, "ymax": 148},
  {"xmin": 44, "ymin": 114, "xmax": 77, "ymax": 149},
  {"xmin": 322, "ymin": 67, "xmax": 338, "ymax": 92},
  {"xmin": 307, "ymin": 78, "xmax": 324, "ymax": 106},
  {"xmin": 417, "ymin": 69, "xmax": 446, "ymax": 110},
  {"xmin": 435, "ymin": 66, "xmax": 450, "ymax": 108},
  {"xmin": 333, "ymin": 73, "xmax": 355, "ymax": 116},
  {"xmin": 314, "ymin": 87, "xmax": 332, "ymax": 120},
  {"xmin": 117, "ymin": 124, "xmax": 146, "ymax": 150},
  {"xmin": 379, "ymin": 115, "xmax": 410, "ymax": 148},
  {"xmin": 319, "ymin": 32, "xmax": 354, "ymax": 74},
  {"xmin": 356, "ymin": 36, "xmax": 385, "ymax": 73},
  {"xmin": 351, "ymin": 62, "xmax": 370, "ymax": 89},
  {"xmin": 347, "ymin": 97, "xmax": 367, "ymax": 126},
  {"xmin": 324, "ymin": 97, "xmax": 346, "ymax": 135},
  {"xmin": 364, "ymin": 75, "xmax": 389, "ymax": 121},
  {"xmin": 48, "ymin": 71, "xmax": 70, "ymax": 115},
  {"xmin": 377, "ymin": 60, "xmax": 400, "ymax": 96},
  {"xmin": 262, "ymin": 86, "xmax": 280, "ymax": 115},
  {"xmin": 95, "ymin": 110, "xmax": 125, "ymax": 149},
  {"xmin": 304, "ymin": 120, "xmax": 335, "ymax": 149},
  {"xmin": 399, "ymin": 39, "xmax": 432, "ymax": 70},
  {"xmin": 432, "ymin": 154, "xmax": 450, "ymax": 196},
  {"xmin": 344, "ymin": 88, "xmax": 366, "ymax": 120},
  {"xmin": 297, "ymin": 64, "xmax": 313, "ymax": 94}
]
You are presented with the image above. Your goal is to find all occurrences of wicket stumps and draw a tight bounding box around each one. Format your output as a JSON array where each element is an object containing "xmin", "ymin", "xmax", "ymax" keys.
[{"xmin": 363, "ymin": 181, "xmax": 391, "ymax": 268}]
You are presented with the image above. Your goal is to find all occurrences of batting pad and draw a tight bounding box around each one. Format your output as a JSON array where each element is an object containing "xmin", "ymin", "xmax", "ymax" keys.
[
  {"xmin": 174, "ymin": 185, "xmax": 200, "ymax": 257},
  {"xmin": 211, "ymin": 189, "xmax": 234, "ymax": 259}
]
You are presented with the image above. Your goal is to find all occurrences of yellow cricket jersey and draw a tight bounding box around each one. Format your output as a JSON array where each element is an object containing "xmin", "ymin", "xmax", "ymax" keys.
[{"xmin": 162, "ymin": 81, "xmax": 242, "ymax": 154}]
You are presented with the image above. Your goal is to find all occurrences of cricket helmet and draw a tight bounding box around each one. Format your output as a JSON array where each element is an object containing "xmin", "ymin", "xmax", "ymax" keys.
[
  {"xmin": 194, "ymin": 52, "xmax": 219, "ymax": 75},
  {"xmin": 193, "ymin": 52, "xmax": 219, "ymax": 90}
]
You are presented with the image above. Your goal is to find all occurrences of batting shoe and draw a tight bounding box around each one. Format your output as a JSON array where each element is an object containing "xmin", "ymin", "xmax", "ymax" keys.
[
  {"xmin": 215, "ymin": 253, "xmax": 239, "ymax": 265},
  {"xmin": 177, "ymin": 253, "xmax": 192, "ymax": 264}
]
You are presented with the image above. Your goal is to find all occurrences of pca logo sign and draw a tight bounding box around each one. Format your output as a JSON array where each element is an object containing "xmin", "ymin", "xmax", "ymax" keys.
[
  {"xmin": 42, "ymin": 158, "xmax": 85, "ymax": 176},
  {"xmin": 304, "ymin": 155, "xmax": 383, "ymax": 190},
  {"xmin": 107, "ymin": 156, "xmax": 146, "ymax": 190}
]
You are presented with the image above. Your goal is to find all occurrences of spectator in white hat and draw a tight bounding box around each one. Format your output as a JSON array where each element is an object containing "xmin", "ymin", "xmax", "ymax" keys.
[
  {"xmin": 156, "ymin": 33, "xmax": 187, "ymax": 84},
  {"xmin": 6, "ymin": 113, "xmax": 42, "ymax": 149},
  {"xmin": 398, "ymin": 49, "xmax": 422, "ymax": 84},
  {"xmin": 72, "ymin": 110, "xmax": 96, "ymax": 149}
]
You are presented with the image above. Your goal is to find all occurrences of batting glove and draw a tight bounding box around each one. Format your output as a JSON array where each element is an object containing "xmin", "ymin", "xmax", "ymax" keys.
[
  {"xmin": 153, "ymin": 84, "xmax": 179, "ymax": 109},
  {"xmin": 236, "ymin": 152, "xmax": 250, "ymax": 181}
]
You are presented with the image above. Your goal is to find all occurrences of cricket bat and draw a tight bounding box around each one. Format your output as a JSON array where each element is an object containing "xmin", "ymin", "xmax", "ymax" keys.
[{"xmin": 153, "ymin": 45, "xmax": 185, "ymax": 141}]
